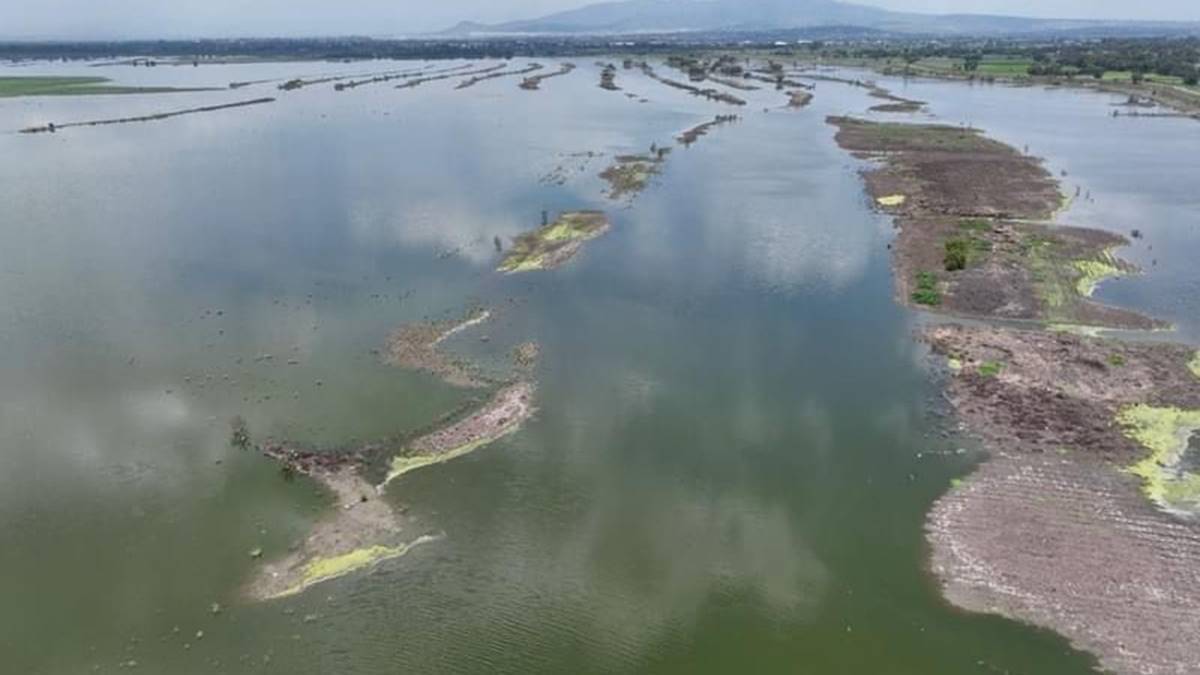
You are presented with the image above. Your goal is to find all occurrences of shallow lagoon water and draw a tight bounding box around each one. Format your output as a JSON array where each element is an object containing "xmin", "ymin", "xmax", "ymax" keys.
[{"xmin": 1, "ymin": 59, "xmax": 1191, "ymax": 673}]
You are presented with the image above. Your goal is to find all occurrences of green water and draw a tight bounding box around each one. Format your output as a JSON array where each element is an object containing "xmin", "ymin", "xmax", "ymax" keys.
[{"xmin": 0, "ymin": 59, "xmax": 1162, "ymax": 673}]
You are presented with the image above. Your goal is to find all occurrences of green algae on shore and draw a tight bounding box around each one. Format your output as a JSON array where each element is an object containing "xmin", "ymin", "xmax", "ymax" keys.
[
  {"xmin": 1073, "ymin": 251, "xmax": 1126, "ymax": 297},
  {"xmin": 499, "ymin": 211, "xmax": 610, "ymax": 273},
  {"xmin": 1189, "ymin": 352, "xmax": 1200, "ymax": 378},
  {"xmin": 1117, "ymin": 404, "xmax": 1200, "ymax": 514},
  {"xmin": 381, "ymin": 382, "xmax": 536, "ymax": 489},
  {"xmin": 271, "ymin": 538, "xmax": 437, "ymax": 599}
]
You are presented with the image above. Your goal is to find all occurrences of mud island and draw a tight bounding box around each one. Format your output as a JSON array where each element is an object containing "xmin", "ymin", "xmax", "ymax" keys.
[
  {"xmin": 832, "ymin": 113, "xmax": 1200, "ymax": 673},
  {"xmin": 246, "ymin": 443, "xmax": 437, "ymax": 601},
  {"xmin": 381, "ymin": 381, "xmax": 536, "ymax": 488},
  {"xmin": 249, "ymin": 313, "xmax": 539, "ymax": 600},
  {"xmin": 599, "ymin": 150, "xmax": 668, "ymax": 200},
  {"xmin": 499, "ymin": 210, "xmax": 610, "ymax": 273},
  {"xmin": 829, "ymin": 116, "xmax": 1157, "ymax": 330}
]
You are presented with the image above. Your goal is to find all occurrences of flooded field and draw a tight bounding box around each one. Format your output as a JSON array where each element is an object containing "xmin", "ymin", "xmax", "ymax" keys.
[{"xmin": 2, "ymin": 58, "xmax": 1198, "ymax": 674}]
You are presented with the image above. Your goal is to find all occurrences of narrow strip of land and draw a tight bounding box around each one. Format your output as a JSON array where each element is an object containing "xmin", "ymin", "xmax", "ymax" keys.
[{"xmin": 19, "ymin": 97, "xmax": 275, "ymax": 134}]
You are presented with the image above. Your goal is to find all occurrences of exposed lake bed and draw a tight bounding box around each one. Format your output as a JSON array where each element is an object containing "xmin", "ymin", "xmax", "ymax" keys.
[{"xmin": 2, "ymin": 55, "xmax": 1198, "ymax": 674}]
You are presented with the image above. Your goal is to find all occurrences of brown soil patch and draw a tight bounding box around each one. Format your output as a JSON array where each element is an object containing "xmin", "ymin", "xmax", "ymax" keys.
[
  {"xmin": 638, "ymin": 62, "xmax": 746, "ymax": 106},
  {"xmin": 828, "ymin": 116, "xmax": 1155, "ymax": 329},
  {"xmin": 830, "ymin": 116, "xmax": 1060, "ymax": 219},
  {"xmin": 867, "ymin": 84, "xmax": 925, "ymax": 113},
  {"xmin": 925, "ymin": 324, "xmax": 1200, "ymax": 461}
]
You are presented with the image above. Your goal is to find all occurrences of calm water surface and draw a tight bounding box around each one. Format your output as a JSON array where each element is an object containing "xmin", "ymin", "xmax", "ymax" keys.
[{"xmin": 3, "ymin": 58, "xmax": 1191, "ymax": 674}]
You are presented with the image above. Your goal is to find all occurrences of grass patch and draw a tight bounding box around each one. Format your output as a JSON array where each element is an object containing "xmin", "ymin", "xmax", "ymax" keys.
[
  {"xmin": 912, "ymin": 270, "xmax": 942, "ymax": 306},
  {"xmin": 0, "ymin": 76, "xmax": 209, "ymax": 97},
  {"xmin": 1108, "ymin": 354, "xmax": 1127, "ymax": 367},
  {"xmin": 1190, "ymin": 352, "xmax": 1200, "ymax": 379},
  {"xmin": 976, "ymin": 59, "xmax": 1034, "ymax": 76},
  {"xmin": 943, "ymin": 235, "xmax": 992, "ymax": 271},
  {"xmin": 977, "ymin": 361, "xmax": 1004, "ymax": 378},
  {"xmin": 1101, "ymin": 71, "xmax": 1184, "ymax": 85},
  {"xmin": 958, "ymin": 218, "xmax": 993, "ymax": 233},
  {"xmin": 1074, "ymin": 254, "xmax": 1125, "ymax": 297}
]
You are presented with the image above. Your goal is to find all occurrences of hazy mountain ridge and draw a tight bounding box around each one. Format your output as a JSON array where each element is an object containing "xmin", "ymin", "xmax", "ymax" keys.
[{"xmin": 444, "ymin": 0, "xmax": 1200, "ymax": 36}]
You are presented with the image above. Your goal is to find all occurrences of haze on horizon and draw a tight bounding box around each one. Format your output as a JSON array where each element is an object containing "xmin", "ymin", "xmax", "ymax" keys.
[{"xmin": 1, "ymin": 0, "xmax": 1198, "ymax": 39}]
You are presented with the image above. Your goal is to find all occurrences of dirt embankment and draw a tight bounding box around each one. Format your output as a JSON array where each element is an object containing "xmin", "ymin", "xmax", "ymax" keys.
[
  {"xmin": 396, "ymin": 63, "xmax": 505, "ymax": 90},
  {"xmin": 867, "ymin": 84, "xmax": 925, "ymax": 112},
  {"xmin": 828, "ymin": 116, "xmax": 1157, "ymax": 330},
  {"xmin": 637, "ymin": 62, "xmax": 746, "ymax": 106},
  {"xmin": 457, "ymin": 63, "xmax": 543, "ymax": 90},
  {"xmin": 19, "ymin": 97, "xmax": 275, "ymax": 134},
  {"xmin": 336, "ymin": 62, "xmax": 475, "ymax": 91},
  {"xmin": 519, "ymin": 63, "xmax": 575, "ymax": 90},
  {"xmin": 677, "ymin": 114, "xmax": 739, "ymax": 145},
  {"xmin": 925, "ymin": 324, "xmax": 1200, "ymax": 675}
]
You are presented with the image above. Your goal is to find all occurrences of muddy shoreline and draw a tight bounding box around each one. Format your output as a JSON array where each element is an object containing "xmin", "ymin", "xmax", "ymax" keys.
[{"xmin": 831, "ymin": 108, "xmax": 1200, "ymax": 673}]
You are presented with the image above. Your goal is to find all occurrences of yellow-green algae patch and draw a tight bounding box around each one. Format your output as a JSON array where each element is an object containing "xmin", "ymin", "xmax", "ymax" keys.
[
  {"xmin": 1117, "ymin": 404, "xmax": 1200, "ymax": 514},
  {"xmin": 385, "ymin": 434, "xmax": 506, "ymax": 486},
  {"xmin": 381, "ymin": 382, "xmax": 536, "ymax": 489},
  {"xmin": 1189, "ymin": 352, "xmax": 1200, "ymax": 379},
  {"xmin": 498, "ymin": 211, "xmax": 609, "ymax": 273},
  {"xmin": 1073, "ymin": 251, "xmax": 1126, "ymax": 297},
  {"xmin": 877, "ymin": 194, "xmax": 907, "ymax": 207},
  {"xmin": 271, "ymin": 537, "xmax": 436, "ymax": 599}
]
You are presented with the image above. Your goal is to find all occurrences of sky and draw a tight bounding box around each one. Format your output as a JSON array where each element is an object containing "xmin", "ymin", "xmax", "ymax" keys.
[{"xmin": 1, "ymin": 0, "xmax": 1198, "ymax": 39}]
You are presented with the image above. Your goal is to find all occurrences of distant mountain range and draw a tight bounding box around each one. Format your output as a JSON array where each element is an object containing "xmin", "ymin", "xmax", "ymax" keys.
[{"xmin": 444, "ymin": 0, "xmax": 1199, "ymax": 37}]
